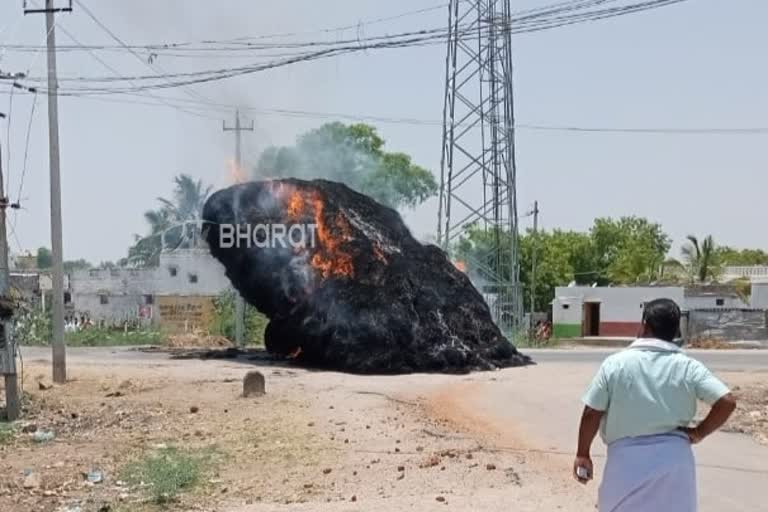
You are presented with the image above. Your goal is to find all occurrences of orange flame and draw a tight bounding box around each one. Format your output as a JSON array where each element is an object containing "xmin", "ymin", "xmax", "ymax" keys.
[
  {"xmin": 287, "ymin": 191, "xmax": 306, "ymax": 218},
  {"xmin": 282, "ymin": 187, "xmax": 356, "ymax": 279},
  {"xmin": 310, "ymin": 195, "xmax": 355, "ymax": 279},
  {"xmin": 226, "ymin": 159, "xmax": 247, "ymax": 184}
]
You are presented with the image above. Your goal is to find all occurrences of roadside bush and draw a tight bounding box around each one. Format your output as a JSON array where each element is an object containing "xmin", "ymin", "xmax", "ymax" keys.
[
  {"xmin": 210, "ymin": 290, "xmax": 268, "ymax": 346},
  {"xmin": 121, "ymin": 446, "xmax": 217, "ymax": 504}
]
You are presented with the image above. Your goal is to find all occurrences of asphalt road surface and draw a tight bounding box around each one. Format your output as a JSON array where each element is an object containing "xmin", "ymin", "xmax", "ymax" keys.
[
  {"xmin": 526, "ymin": 347, "xmax": 768, "ymax": 372},
  {"xmin": 473, "ymin": 347, "xmax": 768, "ymax": 512}
]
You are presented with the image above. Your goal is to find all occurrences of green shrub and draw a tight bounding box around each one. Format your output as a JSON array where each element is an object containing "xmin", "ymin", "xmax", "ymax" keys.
[
  {"xmin": 121, "ymin": 446, "xmax": 216, "ymax": 504},
  {"xmin": 210, "ymin": 290, "xmax": 268, "ymax": 346},
  {"xmin": 0, "ymin": 423, "xmax": 15, "ymax": 445}
]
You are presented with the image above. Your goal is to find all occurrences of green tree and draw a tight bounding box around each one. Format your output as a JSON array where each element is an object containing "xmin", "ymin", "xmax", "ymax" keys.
[
  {"xmin": 127, "ymin": 174, "xmax": 213, "ymax": 267},
  {"xmin": 255, "ymin": 122, "xmax": 437, "ymax": 209},
  {"xmin": 519, "ymin": 230, "xmax": 597, "ymax": 311},
  {"xmin": 716, "ymin": 247, "xmax": 768, "ymax": 266},
  {"xmin": 590, "ymin": 217, "xmax": 671, "ymax": 284},
  {"xmin": 681, "ymin": 235, "xmax": 720, "ymax": 283},
  {"xmin": 455, "ymin": 216, "xmax": 671, "ymax": 311},
  {"xmin": 36, "ymin": 247, "xmax": 52, "ymax": 269},
  {"xmin": 456, "ymin": 227, "xmax": 596, "ymax": 312}
]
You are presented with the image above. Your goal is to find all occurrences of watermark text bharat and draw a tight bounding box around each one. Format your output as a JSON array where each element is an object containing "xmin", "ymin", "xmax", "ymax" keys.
[{"xmin": 219, "ymin": 223, "xmax": 318, "ymax": 249}]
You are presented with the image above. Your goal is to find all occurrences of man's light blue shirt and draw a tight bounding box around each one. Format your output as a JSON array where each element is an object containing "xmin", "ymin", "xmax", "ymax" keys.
[{"xmin": 582, "ymin": 338, "xmax": 730, "ymax": 445}]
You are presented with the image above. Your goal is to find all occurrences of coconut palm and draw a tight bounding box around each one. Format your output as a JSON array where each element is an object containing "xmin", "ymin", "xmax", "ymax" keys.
[
  {"xmin": 127, "ymin": 174, "xmax": 213, "ymax": 267},
  {"xmin": 157, "ymin": 175, "xmax": 213, "ymax": 223},
  {"xmin": 681, "ymin": 235, "xmax": 720, "ymax": 283}
]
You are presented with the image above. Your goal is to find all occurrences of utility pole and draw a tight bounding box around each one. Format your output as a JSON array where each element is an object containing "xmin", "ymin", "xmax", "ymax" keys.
[
  {"xmin": 25, "ymin": 0, "xmax": 72, "ymax": 383},
  {"xmin": 223, "ymin": 110, "xmax": 253, "ymax": 347},
  {"xmin": 529, "ymin": 201, "xmax": 539, "ymax": 333},
  {"xmin": 0, "ymin": 140, "xmax": 20, "ymax": 420}
]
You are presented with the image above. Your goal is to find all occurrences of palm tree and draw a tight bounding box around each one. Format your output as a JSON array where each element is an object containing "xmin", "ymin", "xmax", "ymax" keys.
[
  {"xmin": 681, "ymin": 235, "xmax": 719, "ymax": 283},
  {"xmin": 127, "ymin": 174, "xmax": 213, "ymax": 267},
  {"xmin": 157, "ymin": 175, "xmax": 213, "ymax": 223}
]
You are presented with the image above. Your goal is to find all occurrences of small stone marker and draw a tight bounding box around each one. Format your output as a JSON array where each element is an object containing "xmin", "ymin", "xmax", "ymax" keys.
[{"xmin": 243, "ymin": 371, "xmax": 266, "ymax": 397}]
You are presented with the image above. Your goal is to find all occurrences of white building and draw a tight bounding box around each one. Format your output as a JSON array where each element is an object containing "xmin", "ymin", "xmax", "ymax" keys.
[
  {"xmin": 552, "ymin": 286, "xmax": 684, "ymax": 338},
  {"xmin": 551, "ymin": 284, "xmax": 752, "ymax": 339},
  {"xmin": 684, "ymin": 285, "xmax": 749, "ymax": 310},
  {"xmin": 752, "ymin": 280, "xmax": 768, "ymax": 309},
  {"xmin": 70, "ymin": 249, "xmax": 231, "ymax": 328}
]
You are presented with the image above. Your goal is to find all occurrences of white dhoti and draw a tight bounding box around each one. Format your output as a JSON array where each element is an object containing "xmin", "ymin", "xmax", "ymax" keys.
[{"xmin": 599, "ymin": 432, "xmax": 696, "ymax": 512}]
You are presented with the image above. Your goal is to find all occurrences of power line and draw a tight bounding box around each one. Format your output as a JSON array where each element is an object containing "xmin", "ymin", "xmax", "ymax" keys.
[
  {"xmin": 517, "ymin": 124, "xmax": 768, "ymax": 134},
  {"xmin": 24, "ymin": 89, "xmax": 768, "ymax": 136},
  {"xmin": 1, "ymin": 5, "xmax": 61, "ymax": 226},
  {"xmin": 51, "ymin": 16, "xmax": 219, "ymax": 120},
  {"xmin": 5, "ymin": 2, "xmax": 450, "ymax": 53},
  {"xmin": 5, "ymin": 0, "xmax": 713, "ymax": 133},
  {"xmin": 73, "ymin": 0, "xmax": 219, "ymax": 113},
  {"xmin": 14, "ymin": 0, "xmax": 693, "ymax": 95},
  {"xmin": 17, "ymin": 91, "xmax": 38, "ymax": 204},
  {"xmin": 5, "ymin": 0, "xmax": 686, "ymax": 57},
  {"xmin": 9, "ymin": 90, "xmax": 38, "ymax": 252}
]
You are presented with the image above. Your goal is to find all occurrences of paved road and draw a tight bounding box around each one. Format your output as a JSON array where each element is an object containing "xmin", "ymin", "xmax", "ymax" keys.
[
  {"xmin": 525, "ymin": 347, "xmax": 768, "ymax": 372},
  {"xmin": 463, "ymin": 349, "xmax": 768, "ymax": 512},
  {"xmin": 20, "ymin": 345, "xmax": 768, "ymax": 372}
]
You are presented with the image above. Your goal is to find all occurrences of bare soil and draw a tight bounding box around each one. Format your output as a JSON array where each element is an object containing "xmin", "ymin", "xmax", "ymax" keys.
[
  {"xmin": 723, "ymin": 382, "xmax": 768, "ymax": 445},
  {"xmin": 0, "ymin": 348, "xmax": 600, "ymax": 512},
  {"xmin": 1, "ymin": 350, "xmax": 765, "ymax": 512}
]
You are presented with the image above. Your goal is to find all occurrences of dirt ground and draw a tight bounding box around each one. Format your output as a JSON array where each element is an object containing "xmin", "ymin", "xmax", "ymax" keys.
[
  {"xmin": 723, "ymin": 382, "xmax": 768, "ymax": 445},
  {"xmin": 1, "ymin": 349, "xmax": 766, "ymax": 512}
]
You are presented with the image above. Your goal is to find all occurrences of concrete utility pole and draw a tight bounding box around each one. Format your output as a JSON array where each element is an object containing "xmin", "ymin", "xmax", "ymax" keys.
[
  {"xmin": 223, "ymin": 110, "xmax": 253, "ymax": 347},
  {"xmin": 530, "ymin": 200, "xmax": 539, "ymax": 332},
  {"xmin": 0, "ymin": 141, "xmax": 21, "ymax": 420},
  {"xmin": 25, "ymin": 0, "xmax": 72, "ymax": 383}
]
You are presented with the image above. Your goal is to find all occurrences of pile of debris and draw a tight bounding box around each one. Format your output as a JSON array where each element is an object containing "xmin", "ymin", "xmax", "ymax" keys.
[
  {"xmin": 723, "ymin": 383, "xmax": 768, "ymax": 445},
  {"xmin": 203, "ymin": 179, "xmax": 531, "ymax": 374}
]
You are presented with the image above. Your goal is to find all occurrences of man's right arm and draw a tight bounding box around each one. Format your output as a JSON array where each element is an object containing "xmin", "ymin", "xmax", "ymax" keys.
[{"xmin": 574, "ymin": 361, "xmax": 610, "ymax": 483}]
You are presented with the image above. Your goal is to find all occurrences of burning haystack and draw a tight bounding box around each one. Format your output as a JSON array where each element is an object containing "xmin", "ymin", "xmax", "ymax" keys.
[{"xmin": 202, "ymin": 179, "xmax": 531, "ymax": 374}]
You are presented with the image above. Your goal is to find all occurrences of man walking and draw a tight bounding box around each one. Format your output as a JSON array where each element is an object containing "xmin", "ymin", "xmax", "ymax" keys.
[{"xmin": 573, "ymin": 298, "xmax": 737, "ymax": 512}]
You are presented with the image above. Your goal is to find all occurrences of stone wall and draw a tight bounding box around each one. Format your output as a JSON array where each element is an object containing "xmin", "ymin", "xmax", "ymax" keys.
[
  {"xmin": 70, "ymin": 250, "xmax": 232, "ymax": 326},
  {"xmin": 685, "ymin": 308, "xmax": 768, "ymax": 346}
]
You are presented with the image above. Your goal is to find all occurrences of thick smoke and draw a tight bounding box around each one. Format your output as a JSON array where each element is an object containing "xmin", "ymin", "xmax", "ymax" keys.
[{"xmin": 253, "ymin": 123, "xmax": 436, "ymax": 210}]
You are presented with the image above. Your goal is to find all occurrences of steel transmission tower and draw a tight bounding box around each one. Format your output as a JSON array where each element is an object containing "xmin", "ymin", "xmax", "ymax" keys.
[{"xmin": 437, "ymin": 0, "xmax": 523, "ymax": 334}]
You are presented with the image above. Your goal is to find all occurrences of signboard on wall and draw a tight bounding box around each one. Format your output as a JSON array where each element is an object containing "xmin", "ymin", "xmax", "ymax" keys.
[{"xmin": 156, "ymin": 296, "xmax": 216, "ymax": 333}]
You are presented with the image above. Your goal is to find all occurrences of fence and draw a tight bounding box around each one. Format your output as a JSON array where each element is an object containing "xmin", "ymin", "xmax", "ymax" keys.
[{"xmin": 721, "ymin": 266, "xmax": 768, "ymax": 281}]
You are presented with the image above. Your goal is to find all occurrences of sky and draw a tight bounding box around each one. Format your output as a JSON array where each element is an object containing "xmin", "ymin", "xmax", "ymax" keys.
[{"xmin": 0, "ymin": 0, "xmax": 766, "ymax": 264}]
